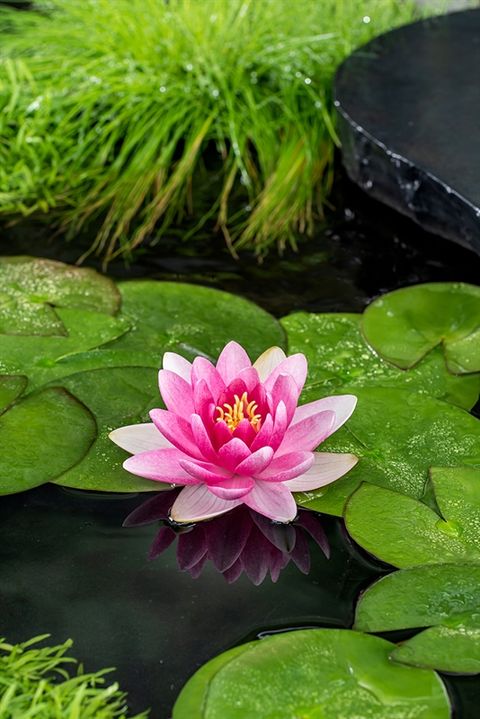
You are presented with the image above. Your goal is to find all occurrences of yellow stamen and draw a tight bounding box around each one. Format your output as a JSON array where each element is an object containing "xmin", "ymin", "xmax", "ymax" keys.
[{"xmin": 215, "ymin": 391, "xmax": 261, "ymax": 433}]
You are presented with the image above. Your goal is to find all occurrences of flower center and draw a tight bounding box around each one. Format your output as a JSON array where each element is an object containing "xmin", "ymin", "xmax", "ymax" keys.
[{"xmin": 215, "ymin": 391, "xmax": 261, "ymax": 433}]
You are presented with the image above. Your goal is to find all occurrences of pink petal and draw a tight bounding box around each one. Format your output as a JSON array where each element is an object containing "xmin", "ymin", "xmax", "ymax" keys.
[
  {"xmin": 257, "ymin": 451, "xmax": 314, "ymax": 483},
  {"xmin": 208, "ymin": 476, "xmax": 255, "ymax": 500},
  {"xmin": 109, "ymin": 423, "xmax": 173, "ymax": 454},
  {"xmin": 158, "ymin": 369, "xmax": 194, "ymax": 419},
  {"xmin": 193, "ymin": 379, "xmax": 215, "ymax": 422},
  {"xmin": 270, "ymin": 373, "xmax": 300, "ymax": 423},
  {"xmin": 235, "ymin": 366, "xmax": 261, "ymax": 392},
  {"xmin": 269, "ymin": 401, "xmax": 288, "ymax": 451},
  {"xmin": 179, "ymin": 459, "xmax": 231, "ymax": 484},
  {"xmin": 150, "ymin": 409, "xmax": 203, "ymax": 459},
  {"xmin": 191, "ymin": 357, "xmax": 225, "ymax": 400},
  {"xmin": 292, "ymin": 394, "xmax": 357, "ymax": 434},
  {"xmin": 212, "ymin": 419, "xmax": 233, "ymax": 449},
  {"xmin": 232, "ymin": 418, "xmax": 257, "ymax": 445},
  {"xmin": 170, "ymin": 484, "xmax": 242, "ymax": 522},
  {"xmin": 235, "ymin": 446, "xmax": 275, "ymax": 476},
  {"xmin": 217, "ymin": 438, "xmax": 251, "ymax": 472},
  {"xmin": 253, "ymin": 346, "xmax": 287, "ymax": 382},
  {"xmin": 278, "ymin": 410, "xmax": 335, "ymax": 454},
  {"xmin": 284, "ymin": 452, "xmax": 358, "ymax": 491},
  {"xmin": 264, "ymin": 354, "xmax": 308, "ymax": 394},
  {"xmin": 190, "ymin": 414, "xmax": 219, "ymax": 463},
  {"xmin": 162, "ymin": 352, "xmax": 192, "ymax": 383},
  {"xmin": 243, "ymin": 480, "xmax": 297, "ymax": 522},
  {"xmin": 123, "ymin": 448, "xmax": 199, "ymax": 485},
  {"xmin": 250, "ymin": 413, "xmax": 274, "ymax": 452},
  {"xmin": 216, "ymin": 341, "xmax": 252, "ymax": 384}
]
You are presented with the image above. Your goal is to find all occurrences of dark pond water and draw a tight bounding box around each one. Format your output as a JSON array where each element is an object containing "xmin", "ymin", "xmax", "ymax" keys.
[{"xmin": 1, "ymin": 173, "xmax": 480, "ymax": 718}]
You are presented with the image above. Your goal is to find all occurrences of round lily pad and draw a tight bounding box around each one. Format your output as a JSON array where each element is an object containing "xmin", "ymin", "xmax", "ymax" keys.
[
  {"xmin": 172, "ymin": 644, "xmax": 256, "ymax": 719},
  {"xmin": 355, "ymin": 564, "xmax": 480, "ymax": 674},
  {"xmin": 0, "ymin": 387, "xmax": 96, "ymax": 494},
  {"xmin": 0, "ymin": 256, "xmax": 120, "ymax": 336},
  {"xmin": 0, "ymin": 307, "xmax": 131, "ymax": 390},
  {"xmin": 173, "ymin": 629, "xmax": 450, "ymax": 719},
  {"xmin": 296, "ymin": 387, "xmax": 480, "ymax": 517},
  {"xmin": 345, "ymin": 467, "xmax": 480, "ymax": 568},
  {"xmin": 0, "ymin": 374, "xmax": 27, "ymax": 412},
  {"xmin": 113, "ymin": 280, "xmax": 287, "ymax": 362},
  {"xmin": 52, "ymin": 366, "xmax": 163, "ymax": 492},
  {"xmin": 282, "ymin": 312, "xmax": 480, "ymax": 409},
  {"xmin": 362, "ymin": 282, "xmax": 480, "ymax": 374}
]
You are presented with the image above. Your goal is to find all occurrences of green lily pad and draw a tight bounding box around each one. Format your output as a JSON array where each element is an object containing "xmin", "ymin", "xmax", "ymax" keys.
[
  {"xmin": 0, "ymin": 307, "xmax": 131, "ymax": 390},
  {"xmin": 0, "ymin": 256, "xmax": 120, "ymax": 336},
  {"xmin": 362, "ymin": 282, "xmax": 480, "ymax": 373},
  {"xmin": 173, "ymin": 644, "xmax": 256, "ymax": 719},
  {"xmin": 0, "ymin": 374, "xmax": 27, "ymax": 412},
  {"xmin": 0, "ymin": 387, "xmax": 96, "ymax": 494},
  {"xmin": 282, "ymin": 312, "xmax": 480, "ymax": 409},
  {"xmin": 173, "ymin": 629, "xmax": 450, "ymax": 719},
  {"xmin": 355, "ymin": 564, "xmax": 480, "ymax": 673},
  {"xmin": 52, "ymin": 366, "xmax": 163, "ymax": 492},
  {"xmin": 113, "ymin": 280, "xmax": 287, "ymax": 361},
  {"xmin": 296, "ymin": 387, "xmax": 480, "ymax": 517},
  {"xmin": 345, "ymin": 467, "xmax": 480, "ymax": 568}
]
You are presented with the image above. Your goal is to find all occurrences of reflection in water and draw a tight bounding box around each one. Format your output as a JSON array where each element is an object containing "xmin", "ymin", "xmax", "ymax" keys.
[{"xmin": 124, "ymin": 490, "xmax": 329, "ymax": 585}]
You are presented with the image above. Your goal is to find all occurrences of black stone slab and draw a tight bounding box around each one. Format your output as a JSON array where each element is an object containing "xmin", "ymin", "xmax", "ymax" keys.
[{"xmin": 335, "ymin": 9, "xmax": 480, "ymax": 255}]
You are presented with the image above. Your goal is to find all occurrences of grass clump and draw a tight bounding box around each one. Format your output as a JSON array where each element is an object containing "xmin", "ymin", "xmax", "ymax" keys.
[
  {"xmin": 0, "ymin": 0, "xmax": 425, "ymax": 263},
  {"xmin": 0, "ymin": 635, "xmax": 149, "ymax": 718}
]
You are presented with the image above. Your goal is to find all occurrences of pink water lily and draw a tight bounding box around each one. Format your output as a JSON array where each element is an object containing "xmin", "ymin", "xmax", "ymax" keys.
[{"xmin": 109, "ymin": 342, "xmax": 358, "ymax": 523}]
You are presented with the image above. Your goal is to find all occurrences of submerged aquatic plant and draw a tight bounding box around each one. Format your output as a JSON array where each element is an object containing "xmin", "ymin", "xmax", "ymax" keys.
[
  {"xmin": 124, "ymin": 489, "xmax": 330, "ymax": 585},
  {"xmin": 0, "ymin": 0, "xmax": 425, "ymax": 263},
  {"xmin": 110, "ymin": 342, "xmax": 357, "ymax": 523},
  {"xmin": 0, "ymin": 635, "xmax": 148, "ymax": 718}
]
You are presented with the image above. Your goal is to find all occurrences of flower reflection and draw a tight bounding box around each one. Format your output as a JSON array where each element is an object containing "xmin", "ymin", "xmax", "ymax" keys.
[{"xmin": 124, "ymin": 490, "xmax": 329, "ymax": 586}]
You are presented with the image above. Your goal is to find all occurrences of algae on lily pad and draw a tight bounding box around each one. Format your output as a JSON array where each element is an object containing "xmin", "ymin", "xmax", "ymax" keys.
[
  {"xmin": 296, "ymin": 387, "xmax": 480, "ymax": 517},
  {"xmin": 345, "ymin": 467, "xmax": 480, "ymax": 568},
  {"xmin": 173, "ymin": 629, "xmax": 450, "ymax": 719},
  {"xmin": 362, "ymin": 282, "xmax": 480, "ymax": 374},
  {"xmin": 113, "ymin": 281, "xmax": 286, "ymax": 363},
  {"xmin": 355, "ymin": 564, "xmax": 480, "ymax": 674},
  {"xmin": 52, "ymin": 366, "xmax": 163, "ymax": 492},
  {"xmin": 0, "ymin": 307, "xmax": 131, "ymax": 389},
  {"xmin": 282, "ymin": 312, "xmax": 480, "ymax": 409},
  {"xmin": 0, "ymin": 387, "xmax": 96, "ymax": 495},
  {"xmin": 0, "ymin": 256, "xmax": 120, "ymax": 336}
]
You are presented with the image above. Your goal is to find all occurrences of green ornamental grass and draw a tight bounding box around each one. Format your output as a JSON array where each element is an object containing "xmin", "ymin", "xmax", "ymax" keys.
[
  {"xmin": 0, "ymin": 635, "xmax": 149, "ymax": 718},
  {"xmin": 0, "ymin": 0, "xmax": 426, "ymax": 263}
]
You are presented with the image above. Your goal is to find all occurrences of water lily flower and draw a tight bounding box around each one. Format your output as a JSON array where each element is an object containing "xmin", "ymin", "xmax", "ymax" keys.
[
  {"xmin": 123, "ymin": 490, "xmax": 330, "ymax": 585},
  {"xmin": 110, "ymin": 342, "xmax": 357, "ymax": 523}
]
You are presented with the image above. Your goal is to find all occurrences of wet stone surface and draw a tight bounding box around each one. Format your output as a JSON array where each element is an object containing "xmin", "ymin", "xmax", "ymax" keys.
[{"xmin": 335, "ymin": 9, "xmax": 480, "ymax": 256}]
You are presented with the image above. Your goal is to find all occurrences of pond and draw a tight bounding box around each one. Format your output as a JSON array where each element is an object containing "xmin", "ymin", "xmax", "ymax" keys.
[{"xmin": 1, "ymin": 171, "xmax": 480, "ymax": 717}]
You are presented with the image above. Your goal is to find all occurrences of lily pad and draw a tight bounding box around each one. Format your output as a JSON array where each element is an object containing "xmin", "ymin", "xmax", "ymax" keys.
[
  {"xmin": 296, "ymin": 387, "xmax": 480, "ymax": 517},
  {"xmin": 0, "ymin": 256, "xmax": 120, "ymax": 336},
  {"xmin": 0, "ymin": 374, "xmax": 27, "ymax": 412},
  {"xmin": 0, "ymin": 387, "xmax": 96, "ymax": 494},
  {"xmin": 173, "ymin": 629, "xmax": 450, "ymax": 719},
  {"xmin": 173, "ymin": 644, "xmax": 256, "ymax": 719},
  {"xmin": 113, "ymin": 280, "xmax": 287, "ymax": 362},
  {"xmin": 0, "ymin": 307, "xmax": 131, "ymax": 389},
  {"xmin": 345, "ymin": 467, "xmax": 480, "ymax": 568},
  {"xmin": 355, "ymin": 564, "xmax": 480, "ymax": 673},
  {"xmin": 282, "ymin": 312, "xmax": 480, "ymax": 409},
  {"xmin": 362, "ymin": 282, "xmax": 480, "ymax": 373},
  {"xmin": 52, "ymin": 366, "xmax": 163, "ymax": 492}
]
